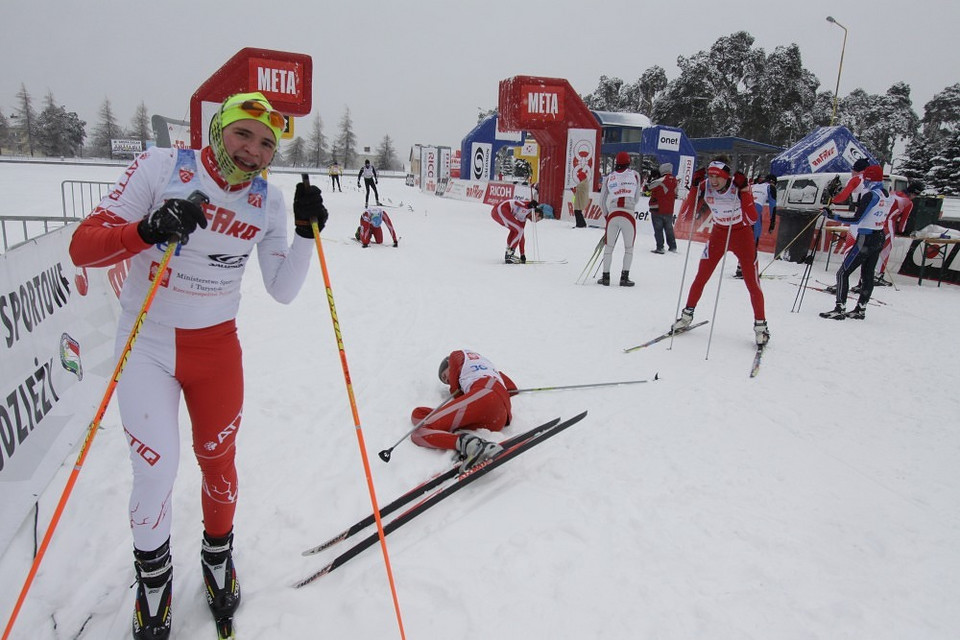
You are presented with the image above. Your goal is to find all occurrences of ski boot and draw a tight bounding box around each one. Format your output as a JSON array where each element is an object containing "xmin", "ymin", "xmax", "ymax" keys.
[
  {"xmin": 819, "ymin": 304, "xmax": 846, "ymax": 320},
  {"xmin": 201, "ymin": 530, "xmax": 241, "ymax": 626},
  {"xmin": 671, "ymin": 307, "xmax": 694, "ymax": 332},
  {"xmin": 651, "ymin": 247, "xmax": 665, "ymax": 254},
  {"xmin": 845, "ymin": 304, "xmax": 866, "ymax": 320},
  {"xmin": 520, "ymin": 254, "xmax": 527, "ymax": 264},
  {"xmin": 597, "ymin": 272, "xmax": 610, "ymax": 286},
  {"xmin": 874, "ymin": 274, "xmax": 892, "ymax": 287},
  {"xmin": 132, "ymin": 539, "xmax": 173, "ymax": 640},
  {"xmin": 754, "ymin": 320, "xmax": 770, "ymax": 346},
  {"xmin": 620, "ymin": 270, "xmax": 635, "ymax": 287},
  {"xmin": 456, "ymin": 434, "xmax": 503, "ymax": 472},
  {"xmin": 504, "ymin": 248, "xmax": 520, "ymax": 264}
]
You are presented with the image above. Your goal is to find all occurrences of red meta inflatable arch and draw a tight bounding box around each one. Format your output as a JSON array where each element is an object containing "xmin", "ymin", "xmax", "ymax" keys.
[
  {"xmin": 189, "ymin": 47, "xmax": 313, "ymax": 149},
  {"xmin": 498, "ymin": 76, "xmax": 601, "ymax": 213}
]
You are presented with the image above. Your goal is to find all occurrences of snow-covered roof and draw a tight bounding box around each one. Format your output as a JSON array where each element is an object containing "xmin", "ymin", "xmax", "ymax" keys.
[{"xmin": 591, "ymin": 110, "xmax": 652, "ymax": 129}]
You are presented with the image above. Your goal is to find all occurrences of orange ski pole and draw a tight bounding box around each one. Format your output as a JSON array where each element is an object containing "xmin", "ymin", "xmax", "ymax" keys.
[
  {"xmin": 3, "ymin": 239, "xmax": 181, "ymax": 640},
  {"xmin": 300, "ymin": 174, "xmax": 406, "ymax": 639}
]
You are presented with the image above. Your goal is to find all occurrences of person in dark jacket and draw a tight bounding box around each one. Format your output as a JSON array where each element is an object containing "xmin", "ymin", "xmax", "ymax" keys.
[{"xmin": 357, "ymin": 159, "xmax": 380, "ymax": 206}]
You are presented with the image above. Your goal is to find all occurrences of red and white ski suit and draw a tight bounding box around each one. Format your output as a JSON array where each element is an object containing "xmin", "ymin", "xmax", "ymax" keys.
[
  {"xmin": 359, "ymin": 206, "xmax": 398, "ymax": 245},
  {"xmin": 491, "ymin": 199, "xmax": 538, "ymax": 252},
  {"xmin": 411, "ymin": 350, "xmax": 517, "ymax": 451},
  {"xmin": 878, "ymin": 191, "xmax": 914, "ymax": 272},
  {"xmin": 681, "ymin": 175, "xmax": 765, "ymax": 320},
  {"xmin": 69, "ymin": 147, "xmax": 312, "ymax": 551},
  {"xmin": 599, "ymin": 167, "xmax": 642, "ymax": 273}
]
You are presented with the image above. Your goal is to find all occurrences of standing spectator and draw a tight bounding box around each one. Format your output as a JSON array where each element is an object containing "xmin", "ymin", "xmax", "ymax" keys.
[
  {"xmin": 357, "ymin": 158, "xmax": 381, "ymax": 206},
  {"xmin": 491, "ymin": 197, "xmax": 543, "ymax": 263},
  {"xmin": 572, "ymin": 173, "xmax": 590, "ymax": 228},
  {"xmin": 597, "ymin": 151, "xmax": 641, "ymax": 286},
  {"xmin": 68, "ymin": 92, "xmax": 327, "ymax": 639},
  {"xmin": 874, "ymin": 181, "xmax": 922, "ymax": 285},
  {"xmin": 355, "ymin": 204, "xmax": 399, "ymax": 247},
  {"xmin": 819, "ymin": 163, "xmax": 891, "ymax": 320},
  {"xmin": 735, "ymin": 173, "xmax": 778, "ymax": 278},
  {"xmin": 672, "ymin": 157, "xmax": 769, "ymax": 345},
  {"xmin": 648, "ymin": 161, "xmax": 678, "ymax": 254},
  {"xmin": 411, "ymin": 349, "xmax": 518, "ymax": 471},
  {"xmin": 328, "ymin": 159, "xmax": 343, "ymax": 192}
]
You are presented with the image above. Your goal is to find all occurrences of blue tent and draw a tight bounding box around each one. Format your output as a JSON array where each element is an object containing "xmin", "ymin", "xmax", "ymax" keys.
[{"xmin": 770, "ymin": 126, "xmax": 879, "ymax": 176}]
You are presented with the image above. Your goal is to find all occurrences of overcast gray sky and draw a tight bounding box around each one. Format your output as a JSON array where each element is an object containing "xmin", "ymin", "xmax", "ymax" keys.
[{"xmin": 3, "ymin": 0, "xmax": 957, "ymax": 165}]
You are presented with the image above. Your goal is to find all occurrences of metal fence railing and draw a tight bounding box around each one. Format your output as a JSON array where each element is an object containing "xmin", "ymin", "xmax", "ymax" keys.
[
  {"xmin": 0, "ymin": 180, "xmax": 113, "ymax": 253},
  {"xmin": 61, "ymin": 180, "xmax": 113, "ymax": 219}
]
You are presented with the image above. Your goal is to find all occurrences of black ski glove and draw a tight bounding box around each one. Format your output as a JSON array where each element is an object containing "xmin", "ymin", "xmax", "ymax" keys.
[
  {"xmin": 293, "ymin": 183, "xmax": 328, "ymax": 238},
  {"xmin": 137, "ymin": 197, "xmax": 207, "ymax": 245}
]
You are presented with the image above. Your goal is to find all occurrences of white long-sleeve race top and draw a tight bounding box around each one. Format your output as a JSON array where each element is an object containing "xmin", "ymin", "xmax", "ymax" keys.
[{"xmin": 70, "ymin": 147, "xmax": 313, "ymax": 329}]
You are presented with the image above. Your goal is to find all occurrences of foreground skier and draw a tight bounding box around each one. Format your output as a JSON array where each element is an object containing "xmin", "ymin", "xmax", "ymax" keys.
[{"xmin": 69, "ymin": 92, "xmax": 327, "ymax": 639}]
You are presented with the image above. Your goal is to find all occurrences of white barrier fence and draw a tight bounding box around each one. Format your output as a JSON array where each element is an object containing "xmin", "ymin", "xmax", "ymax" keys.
[{"xmin": 0, "ymin": 225, "xmax": 121, "ymax": 554}]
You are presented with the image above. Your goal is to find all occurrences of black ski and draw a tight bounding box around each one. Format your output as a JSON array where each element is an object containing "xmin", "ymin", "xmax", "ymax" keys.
[
  {"xmin": 623, "ymin": 320, "xmax": 709, "ymax": 353},
  {"xmin": 294, "ymin": 411, "xmax": 588, "ymax": 588},
  {"xmin": 301, "ymin": 417, "xmax": 562, "ymax": 557},
  {"xmin": 750, "ymin": 344, "xmax": 765, "ymax": 378},
  {"xmin": 812, "ymin": 280, "xmax": 887, "ymax": 306},
  {"xmin": 215, "ymin": 617, "xmax": 235, "ymax": 639}
]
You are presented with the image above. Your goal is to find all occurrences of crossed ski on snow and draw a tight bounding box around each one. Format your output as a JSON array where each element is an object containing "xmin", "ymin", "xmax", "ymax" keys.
[{"xmin": 295, "ymin": 412, "xmax": 587, "ymax": 587}]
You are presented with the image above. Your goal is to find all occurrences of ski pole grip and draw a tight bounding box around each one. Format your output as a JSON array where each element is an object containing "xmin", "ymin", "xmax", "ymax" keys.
[
  {"xmin": 186, "ymin": 190, "xmax": 209, "ymax": 206},
  {"xmin": 301, "ymin": 173, "xmax": 310, "ymax": 186}
]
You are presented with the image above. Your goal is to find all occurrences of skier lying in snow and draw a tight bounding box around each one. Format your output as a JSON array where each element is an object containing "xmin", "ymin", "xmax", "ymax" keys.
[{"xmin": 411, "ymin": 349, "xmax": 517, "ymax": 470}]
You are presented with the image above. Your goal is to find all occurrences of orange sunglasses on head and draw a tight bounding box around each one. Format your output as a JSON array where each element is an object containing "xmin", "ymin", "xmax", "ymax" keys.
[{"xmin": 238, "ymin": 100, "xmax": 286, "ymax": 129}]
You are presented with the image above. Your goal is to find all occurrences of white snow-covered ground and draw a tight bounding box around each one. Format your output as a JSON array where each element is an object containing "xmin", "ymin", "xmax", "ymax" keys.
[{"xmin": 1, "ymin": 162, "xmax": 959, "ymax": 639}]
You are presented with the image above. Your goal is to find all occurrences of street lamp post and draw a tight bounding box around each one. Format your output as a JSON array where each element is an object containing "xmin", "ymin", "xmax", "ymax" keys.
[{"xmin": 826, "ymin": 16, "xmax": 848, "ymax": 126}]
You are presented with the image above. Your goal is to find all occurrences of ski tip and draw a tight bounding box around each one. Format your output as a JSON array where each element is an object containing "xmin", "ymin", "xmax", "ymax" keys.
[
  {"xmin": 654, "ymin": 372, "xmax": 660, "ymax": 381},
  {"xmin": 216, "ymin": 616, "xmax": 236, "ymax": 639}
]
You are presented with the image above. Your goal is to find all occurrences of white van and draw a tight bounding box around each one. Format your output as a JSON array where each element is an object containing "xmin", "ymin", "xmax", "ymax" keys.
[{"xmin": 775, "ymin": 171, "xmax": 909, "ymax": 212}]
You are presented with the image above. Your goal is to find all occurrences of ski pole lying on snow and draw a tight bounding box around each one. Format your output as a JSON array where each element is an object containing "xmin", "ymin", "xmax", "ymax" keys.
[
  {"xmin": 510, "ymin": 374, "xmax": 659, "ymax": 394},
  {"xmin": 1, "ymin": 191, "xmax": 210, "ymax": 640},
  {"xmin": 378, "ymin": 392, "xmax": 460, "ymax": 462}
]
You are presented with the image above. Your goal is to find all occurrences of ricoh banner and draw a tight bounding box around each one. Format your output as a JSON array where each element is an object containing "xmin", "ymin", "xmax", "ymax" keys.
[
  {"xmin": 420, "ymin": 146, "xmax": 438, "ymax": 193},
  {"xmin": 0, "ymin": 226, "xmax": 122, "ymax": 553}
]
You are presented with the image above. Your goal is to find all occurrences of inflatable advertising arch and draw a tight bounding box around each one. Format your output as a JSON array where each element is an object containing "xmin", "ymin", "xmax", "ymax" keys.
[
  {"xmin": 189, "ymin": 47, "xmax": 313, "ymax": 149},
  {"xmin": 498, "ymin": 76, "xmax": 601, "ymax": 211}
]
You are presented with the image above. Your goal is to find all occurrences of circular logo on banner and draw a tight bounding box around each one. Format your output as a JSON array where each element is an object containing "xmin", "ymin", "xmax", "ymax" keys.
[
  {"xmin": 571, "ymin": 141, "xmax": 593, "ymax": 182},
  {"xmin": 473, "ymin": 148, "xmax": 486, "ymax": 179}
]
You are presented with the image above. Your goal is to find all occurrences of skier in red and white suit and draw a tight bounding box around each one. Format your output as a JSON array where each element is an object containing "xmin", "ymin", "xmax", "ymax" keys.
[
  {"xmin": 876, "ymin": 183, "xmax": 922, "ymax": 281},
  {"xmin": 674, "ymin": 158, "xmax": 768, "ymax": 345},
  {"xmin": 491, "ymin": 197, "xmax": 542, "ymax": 263},
  {"xmin": 410, "ymin": 349, "xmax": 517, "ymax": 452},
  {"xmin": 68, "ymin": 92, "xmax": 327, "ymax": 637},
  {"xmin": 597, "ymin": 151, "xmax": 642, "ymax": 286},
  {"xmin": 357, "ymin": 205, "xmax": 398, "ymax": 247}
]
